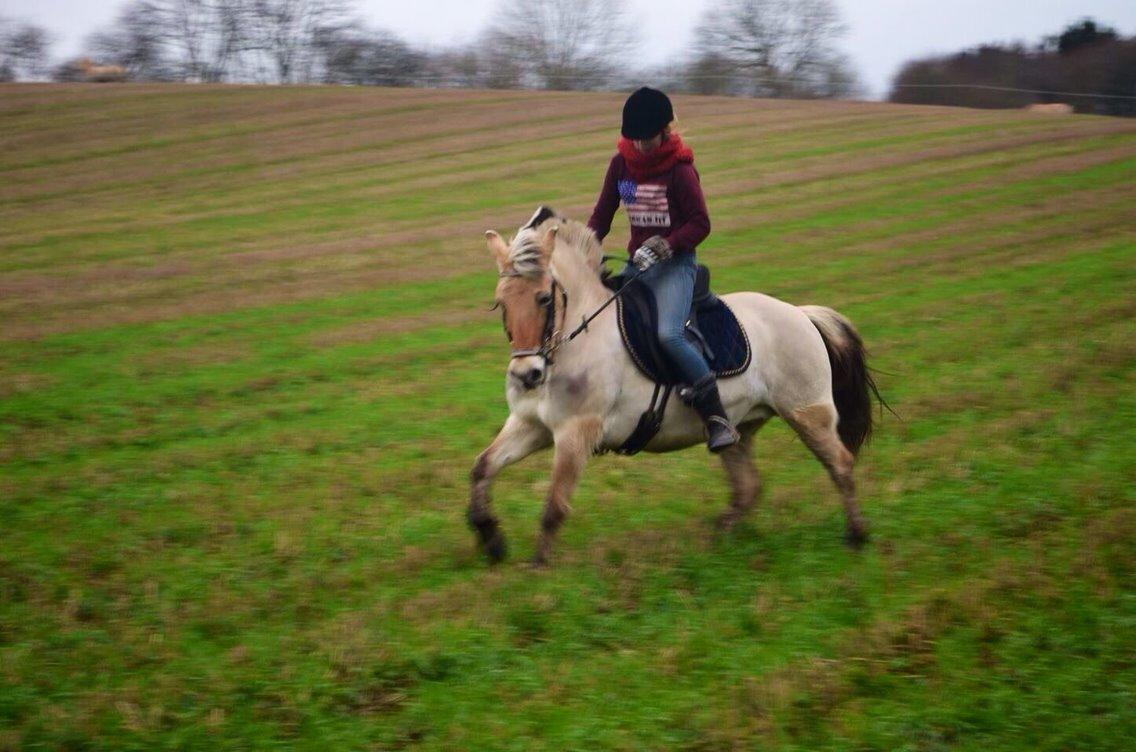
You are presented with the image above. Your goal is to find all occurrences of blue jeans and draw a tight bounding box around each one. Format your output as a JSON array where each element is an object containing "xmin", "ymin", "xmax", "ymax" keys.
[{"xmin": 622, "ymin": 252, "xmax": 712, "ymax": 385}]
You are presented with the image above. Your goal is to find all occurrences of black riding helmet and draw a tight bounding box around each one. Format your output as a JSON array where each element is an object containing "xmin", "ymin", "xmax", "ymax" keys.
[{"xmin": 621, "ymin": 87, "xmax": 674, "ymax": 140}]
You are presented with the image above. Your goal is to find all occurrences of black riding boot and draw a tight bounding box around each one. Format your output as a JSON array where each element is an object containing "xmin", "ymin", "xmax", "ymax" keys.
[{"xmin": 681, "ymin": 374, "xmax": 740, "ymax": 453}]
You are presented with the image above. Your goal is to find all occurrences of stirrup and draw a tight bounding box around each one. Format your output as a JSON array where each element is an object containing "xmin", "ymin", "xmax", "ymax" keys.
[{"xmin": 706, "ymin": 416, "xmax": 740, "ymax": 453}]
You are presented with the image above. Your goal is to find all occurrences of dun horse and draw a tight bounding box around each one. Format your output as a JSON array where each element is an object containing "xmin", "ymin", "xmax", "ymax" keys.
[{"xmin": 470, "ymin": 210, "xmax": 881, "ymax": 565}]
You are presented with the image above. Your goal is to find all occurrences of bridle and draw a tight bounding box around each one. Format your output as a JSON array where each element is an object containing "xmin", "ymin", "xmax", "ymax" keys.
[
  {"xmin": 498, "ymin": 270, "xmax": 568, "ymax": 364},
  {"xmin": 497, "ymin": 262, "xmax": 644, "ymax": 367}
]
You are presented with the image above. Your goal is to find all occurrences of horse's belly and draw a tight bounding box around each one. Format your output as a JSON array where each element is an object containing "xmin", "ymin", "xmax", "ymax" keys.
[
  {"xmin": 642, "ymin": 425, "xmax": 705, "ymax": 453},
  {"xmin": 602, "ymin": 385, "xmax": 776, "ymax": 454},
  {"xmin": 598, "ymin": 402, "xmax": 706, "ymax": 454}
]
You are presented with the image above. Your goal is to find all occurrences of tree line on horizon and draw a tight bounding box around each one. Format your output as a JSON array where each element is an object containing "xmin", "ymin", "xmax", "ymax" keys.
[
  {"xmin": 0, "ymin": 0, "xmax": 858, "ymax": 98},
  {"xmin": 890, "ymin": 19, "xmax": 1136, "ymax": 117},
  {"xmin": 1, "ymin": 1, "xmax": 1132, "ymax": 116}
]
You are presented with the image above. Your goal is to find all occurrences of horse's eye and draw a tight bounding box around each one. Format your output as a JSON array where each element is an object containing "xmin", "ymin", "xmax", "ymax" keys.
[
  {"xmin": 536, "ymin": 291, "xmax": 552, "ymax": 306},
  {"xmin": 500, "ymin": 309, "xmax": 511, "ymax": 342}
]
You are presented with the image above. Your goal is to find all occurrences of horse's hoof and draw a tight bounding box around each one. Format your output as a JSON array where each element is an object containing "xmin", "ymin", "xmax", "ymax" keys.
[
  {"xmin": 527, "ymin": 555, "xmax": 550, "ymax": 570},
  {"xmin": 484, "ymin": 534, "xmax": 508, "ymax": 565},
  {"xmin": 844, "ymin": 527, "xmax": 870, "ymax": 550}
]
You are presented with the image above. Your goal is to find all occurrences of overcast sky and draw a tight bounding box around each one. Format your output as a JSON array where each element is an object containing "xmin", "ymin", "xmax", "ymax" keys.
[{"xmin": 5, "ymin": 0, "xmax": 1135, "ymax": 98}]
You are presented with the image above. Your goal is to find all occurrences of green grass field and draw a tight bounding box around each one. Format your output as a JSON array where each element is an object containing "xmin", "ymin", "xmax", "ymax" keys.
[{"xmin": 2, "ymin": 84, "xmax": 1135, "ymax": 750}]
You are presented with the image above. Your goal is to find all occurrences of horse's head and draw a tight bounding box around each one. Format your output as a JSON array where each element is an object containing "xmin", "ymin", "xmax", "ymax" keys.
[{"xmin": 486, "ymin": 225, "xmax": 559, "ymax": 390}]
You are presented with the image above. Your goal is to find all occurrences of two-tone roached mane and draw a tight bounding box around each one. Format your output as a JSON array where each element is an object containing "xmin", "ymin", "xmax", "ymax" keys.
[
  {"xmin": 504, "ymin": 233, "xmax": 545, "ymax": 278},
  {"xmin": 508, "ymin": 210, "xmax": 603, "ymax": 281}
]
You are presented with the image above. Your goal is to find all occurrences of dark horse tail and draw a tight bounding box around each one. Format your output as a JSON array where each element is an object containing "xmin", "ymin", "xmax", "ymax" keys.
[{"xmin": 799, "ymin": 306, "xmax": 883, "ymax": 456}]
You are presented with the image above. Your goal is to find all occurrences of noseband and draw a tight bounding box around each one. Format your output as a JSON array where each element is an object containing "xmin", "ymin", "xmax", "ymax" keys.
[{"xmin": 498, "ymin": 270, "xmax": 568, "ymax": 364}]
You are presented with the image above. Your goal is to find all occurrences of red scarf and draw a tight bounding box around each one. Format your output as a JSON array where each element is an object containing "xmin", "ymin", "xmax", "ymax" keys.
[{"xmin": 617, "ymin": 133, "xmax": 694, "ymax": 181}]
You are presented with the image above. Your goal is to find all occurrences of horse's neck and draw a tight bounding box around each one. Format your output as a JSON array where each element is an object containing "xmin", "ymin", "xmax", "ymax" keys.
[
  {"xmin": 552, "ymin": 257, "xmax": 607, "ymax": 322},
  {"xmin": 544, "ymin": 239, "xmax": 623, "ymax": 383},
  {"xmin": 550, "ymin": 258, "xmax": 622, "ymax": 379}
]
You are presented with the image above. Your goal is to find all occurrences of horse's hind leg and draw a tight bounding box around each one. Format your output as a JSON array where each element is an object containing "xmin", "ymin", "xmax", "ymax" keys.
[
  {"xmin": 534, "ymin": 415, "xmax": 603, "ymax": 566},
  {"xmin": 717, "ymin": 419, "xmax": 766, "ymax": 531},
  {"xmin": 469, "ymin": 415, "xmax": 551, "ymax": 564},
  {"xmin": 785, "ymin": 404, "xmax": 869, "ymax": 547}
]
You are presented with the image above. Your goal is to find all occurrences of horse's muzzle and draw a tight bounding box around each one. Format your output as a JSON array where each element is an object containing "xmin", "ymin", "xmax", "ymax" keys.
[{"xmin": 509, "ymin": 358, "xmax": 546, "ymax": 390}]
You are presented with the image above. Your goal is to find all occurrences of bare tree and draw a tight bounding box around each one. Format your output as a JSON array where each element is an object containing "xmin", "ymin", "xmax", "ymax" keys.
[
  {"xmin": 619, "ymin": 61, "xmax": 689, "ymax": 95},
  {"xmin": 682, "ymin": 51, "xmax": 745, "ymax": 96},
  {"xmin": 694, "ymin": 0, "xmax": 859, "ymax": 98},
  {"xmin": 149, "ymin": 0, "xmax": 251, "ymax": 82},
  {"xmin": 421, "ymin": 46, "xmax": 485, "ymax": 88},
  {"xmin": 0, "ymin": 18, "xmax": 52, "ymax": 81},
  {"xmin": 484, "ymin": 0, "xmax": 637, "ymax": 90},
  {"xmin": 135, "ymin": 0, "xmax": 359, "ymax": 83},
  {"xmin": 85, "ymin": 1, "xmax": 171, "ymax": 80},
  {"xmin": 423, "ymin": 39, "xmax": 524, "ymax": 89},
  {"xmin": 476, "ymin": 38, "xmax": 526, "ymax": 89},
  {"xmin": 314, "ymin": 23, "xmax": 425, "ymax": 86},
  {"xmin": 249, "ymin": 0, "xmax": 347, "ymax": 83}
]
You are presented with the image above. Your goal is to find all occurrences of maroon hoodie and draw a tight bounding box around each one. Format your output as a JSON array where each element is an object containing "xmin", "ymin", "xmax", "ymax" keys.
[{"xmin": 586, "ymin": 143, "xmax": 711, "ymax": 257}]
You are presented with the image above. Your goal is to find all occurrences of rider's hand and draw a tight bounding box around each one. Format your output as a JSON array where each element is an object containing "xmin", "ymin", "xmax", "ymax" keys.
[
  {"xmin": 632, "ymin": 245, "xmax": 660, "ymax": 271},
  {"xmin": 632, "ymin": 236, "xmax": 673, "ymax": 271}
]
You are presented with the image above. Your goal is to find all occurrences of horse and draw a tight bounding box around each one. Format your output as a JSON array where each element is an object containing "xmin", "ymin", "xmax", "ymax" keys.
[{"xmin": 469, "ymin": 208, "xmax": 882, "ymax": 566}]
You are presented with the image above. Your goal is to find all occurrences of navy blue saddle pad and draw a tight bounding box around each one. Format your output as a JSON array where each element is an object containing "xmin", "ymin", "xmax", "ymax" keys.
[{"xmin": 615, "ymin": 265, "xmax": 751, "ymax": 385}]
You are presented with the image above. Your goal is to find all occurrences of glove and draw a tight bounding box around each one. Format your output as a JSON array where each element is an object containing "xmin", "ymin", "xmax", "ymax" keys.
[{"xmin": 631, "ymin": 236, "xmax": 673, "ymax": 271}]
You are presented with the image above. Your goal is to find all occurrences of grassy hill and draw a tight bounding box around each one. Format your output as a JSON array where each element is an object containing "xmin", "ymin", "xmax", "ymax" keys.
[{"xmin": 1, "ymin": 84, "xmax": 1134, "ymax": 750}]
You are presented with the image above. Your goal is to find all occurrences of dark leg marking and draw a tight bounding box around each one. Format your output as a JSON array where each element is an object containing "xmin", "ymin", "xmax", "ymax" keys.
[
  {"xmin": 786, "ymin": 404, "xmax": 869, "ymax": 548},
  {"xmin": 468, "ymin": 454, "xmax": 507, "ymax": 564},
  {"xmin": 467, "ymin": 417, "xmax": 551, "ymax": 565},
  {"xmin": 533, "ymin": 416, "xmax": 601, "ymax": 566},
  {"xmin": 716, "ymin": 420, "xmax": 765, "ymax": 530}
]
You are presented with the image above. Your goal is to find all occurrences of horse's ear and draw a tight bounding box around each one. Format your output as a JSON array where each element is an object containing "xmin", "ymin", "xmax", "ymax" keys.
[
  {"xmin": 485, "ymin": 230, "xmax": 509, "ymax": 270},
  {"xmin": 524, "ymin": 206, "xmax": 557, "ymax": 230},
  {"xmin": 541, "ymin": 225, "xmax": 558, "ymax": 262}
]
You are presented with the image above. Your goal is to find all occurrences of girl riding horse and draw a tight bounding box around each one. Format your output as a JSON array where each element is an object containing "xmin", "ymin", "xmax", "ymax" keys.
[{"xmin": 587, "ymin": 87, "xmax": 739, "ymax": 453}]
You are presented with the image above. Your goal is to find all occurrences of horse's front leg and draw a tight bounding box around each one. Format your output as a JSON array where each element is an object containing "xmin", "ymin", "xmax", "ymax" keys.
[
  {"xmin": 534, "ymin": 416, "xmax": 603, "ymax": 566},
  {"xmin": 469, "ymin": 414, "xmax": 552, "ymax": 564}
]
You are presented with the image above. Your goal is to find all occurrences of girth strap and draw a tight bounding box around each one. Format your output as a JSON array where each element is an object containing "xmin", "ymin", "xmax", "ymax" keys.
[{"xmin": 615, "ymin": 382, "xmax": 674, "ymax": 456}]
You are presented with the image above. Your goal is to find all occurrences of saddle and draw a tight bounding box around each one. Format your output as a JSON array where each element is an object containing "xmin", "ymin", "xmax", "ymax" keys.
[
  {"xmin": 605, "ymin": 264, "xmax": 752, "ymax": 455},
  {"xmin": 612, "ymin": 264, "xmax": 751, "ymax": 385}
]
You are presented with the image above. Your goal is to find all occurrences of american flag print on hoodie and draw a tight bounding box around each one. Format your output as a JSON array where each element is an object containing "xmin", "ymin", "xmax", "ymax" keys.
[
  {"xmin": 588, "ymin": 154, "xmax": 710, "ymax": 256},
  {"xmin": 618, "ymin": 179, "xmax": 671, "ymax": 228}
]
